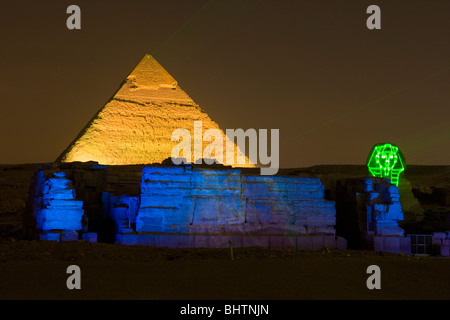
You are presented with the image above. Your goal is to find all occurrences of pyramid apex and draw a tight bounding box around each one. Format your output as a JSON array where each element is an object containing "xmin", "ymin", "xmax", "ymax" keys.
[{"xmin": 125, "ymin": 54, "xmax": 178, "ymax": 89}]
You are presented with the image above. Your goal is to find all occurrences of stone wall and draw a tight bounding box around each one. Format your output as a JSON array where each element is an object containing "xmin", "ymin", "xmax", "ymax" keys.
[
  {"xmin": 30, "ymin": 169, "xmax": 84, "ymax": 241},
  {"xmin": 26, "ymin": 163, "xmax": 340, "ymax": 249},
  {"xmin": 362, "ymin": 177, "xmax": 405, "ymax": 236},
  {"xmin": 135, "ymin": 166, "xmax": 336, "ymax": 237}
]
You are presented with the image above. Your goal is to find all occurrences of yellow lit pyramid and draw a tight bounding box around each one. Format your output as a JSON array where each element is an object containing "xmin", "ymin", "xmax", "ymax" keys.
[{"xmin": 58, "ymin": 55, "xmax": 253, "ymax": 167}]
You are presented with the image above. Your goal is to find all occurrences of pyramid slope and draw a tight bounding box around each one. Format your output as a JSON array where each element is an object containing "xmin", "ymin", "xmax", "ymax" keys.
[{"xmin": 58, "ymin": 55, "xmax": 253, "ymax": 167}]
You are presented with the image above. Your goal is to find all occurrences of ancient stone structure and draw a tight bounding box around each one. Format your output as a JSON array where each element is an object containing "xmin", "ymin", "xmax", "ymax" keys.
[
  {"xmin": 32, "ymin": 170, "xmax": 84, "ymax": 241},
  {"xmin": 10, "ymin": 55, "xmax": 441, "ymax": 255},
  {"xmin": 57, "ymin": 55, "xmax": 252, "ymax": 167},
  {"xmin": 363, "ymin": 178, "xmax": 405, "ymax": 236},
  {"xmin": 358, "ymin": 178, "xmax": 410, "ymax": 253},
  {"xmin": 30, "ymin": 163, "xmax": 342, "ymax": 250}
]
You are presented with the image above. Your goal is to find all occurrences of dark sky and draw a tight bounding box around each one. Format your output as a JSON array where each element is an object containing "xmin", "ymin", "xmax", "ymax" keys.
[{"xmin": 0, "ymin": 0, "xmax": 448, "ymax": 167}]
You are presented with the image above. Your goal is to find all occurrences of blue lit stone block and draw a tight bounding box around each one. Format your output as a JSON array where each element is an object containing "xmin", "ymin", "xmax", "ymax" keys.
[
  {"xmin": 140, "ymin": 194, "xmax": 185, "ymax": 208},
  {"xmin": 132, "ymin": 165, "xmax": 337, "ymax": 245},
  {"xmin": 242, "ymin": 235, "xmax": 270, "ymax": 248},
  {"xmin": 33, "ymin": 170, "xmax": 84, "ymax": 233},
  {"xmin": 282, "ymin": 236, "xmax": 298, "ymax": 250},
  {"xmin": 116, "ymin": 234, "xmax": 138, "ymax": 245},
  {"xmin": 297, "ymin": 236, "xmax": 313, "ymax": 251},
  {"xmin": 336, "ymin": 236, "xmax": 347, "ymax": 250},
  {"xmin": 269, "ymin": 236, "xmax": 283, "ymax": 249},
  {"xmin": 194, "ymin": 235, "xmax": 231, "ymax": 248},
  {"xmin": 373, "ymin": 236, "xmax": 411, "ymax": 254},
  {"xmin": 191, "ymin": 196, "xmax": 245, "ymax": 225},
  {"xmin": 62, "ymin": 230, "xmax": 79, "ymax": 241},
  {"xmin": 157, "ymin": 235, "xmax": 195, "ymax": 248},
  {"xmin": 245, "ymin": 200, "xmax": 273, "ymax": 224},
  {"xmin": 364, "ymin": 178, "xmax": 405, "ymax": 236},
  {"xmin": 81, "ymin": 232, "xmax": 97, "ymax": 243},
  {"xmin": 39, "ymin": 232, "xmax": 60, "ymax": 241}
]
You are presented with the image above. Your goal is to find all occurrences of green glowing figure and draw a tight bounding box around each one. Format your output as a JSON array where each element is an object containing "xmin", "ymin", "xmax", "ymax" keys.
[{"xmin": 367, "ymin": 143, "xmax": 405, "ymax": 186}]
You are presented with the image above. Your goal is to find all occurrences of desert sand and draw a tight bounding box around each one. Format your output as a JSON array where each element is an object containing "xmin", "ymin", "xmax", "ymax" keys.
[{"xmin": 0, "ymin": 239, "xmax": 449, "ymax": 300}]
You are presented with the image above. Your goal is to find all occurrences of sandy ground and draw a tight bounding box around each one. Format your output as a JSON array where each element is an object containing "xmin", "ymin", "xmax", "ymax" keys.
[{"xmin": 0, "ymin": 240, "xmax": 449, "ymax": 300}]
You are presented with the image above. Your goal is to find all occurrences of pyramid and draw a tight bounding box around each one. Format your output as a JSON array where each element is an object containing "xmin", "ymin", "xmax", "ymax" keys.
[{"xmin": 58, "ymin": 55, "xmax": 254, "ymax": 167}]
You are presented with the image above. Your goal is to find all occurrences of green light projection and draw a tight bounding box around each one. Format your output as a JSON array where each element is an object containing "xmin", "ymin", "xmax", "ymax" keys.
[{"xmin": 367, "ymin": 143, "xmax": 405, "ymax": 186}]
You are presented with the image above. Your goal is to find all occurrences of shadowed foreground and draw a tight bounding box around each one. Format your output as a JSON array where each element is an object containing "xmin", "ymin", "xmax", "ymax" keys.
[{"xmin": 0, "ymin": 240, "xmax": 449, "ymax": 300}]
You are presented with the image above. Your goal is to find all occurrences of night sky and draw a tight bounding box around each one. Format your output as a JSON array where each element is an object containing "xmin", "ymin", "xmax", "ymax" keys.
[{"xmin": 0, "ymin": 0, "xmax": 448, "ymax": 167}]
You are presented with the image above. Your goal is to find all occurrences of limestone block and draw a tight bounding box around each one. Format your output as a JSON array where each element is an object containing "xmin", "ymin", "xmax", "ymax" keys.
[
  {"xmin": 336, "ymin": 236, "xmax": 347, "ymax": 250},
  {"xmin": 137, "ymin": 234, "xmax": 158, "ymax": 246},
  {"xmin": 243, "ymin": 223, "xmax": 264, "ymax": 234},
  {"xmin": 116, "ymin": 234, "xmax": 138, "ymax": 245},
  {"xmin": 141, "ymin": 181, "xmax": 191, "ymax": 195},
  {"xmin": 245, "ymin": 199, "xmax": 273, "ymax": 223},
  {"xmin": 368, "ymin": 192, "xmax": 380, "ymax": 201},
  {"xmin": 373, "ymin": 236, "xmax": 410, "ymax": 254},
  {"xmin": 287, "ymin": 224, "xmax": 307, "ymax": 234},
  {"xmin": 137, "ymin": 206, "xmax": 187, "ymax": 224},
  {"xmin": 388, "ymin": 185, "xmax": 400, "ymax": 200},
  {"xmin": 306, "ymin": 226, "xmax": 335, "ymax": 235},
  {"xmin": 242, "ymin": 182, "xmax": 271, "ymax": 196},
  {"xmin": 39, "ymin": 232, "xmax": 60, "ymax": 241},
  {"xmin": 157, "ymin": 235, "xmax": 195, "ymax": 248},
  {"xmin": 386, "ymin": 202, "xmax": 404, "ymax": 221},
  {"xmin": 375, "ymin": 222, "xmax": 404, "ymax": 236},
  {"xmin": 268, "ymin": 212, "xmax": 295, "ymax": 225},
  {"xmin": 143, "ymin": 173, "xmax": 192, "ymax": 183},
  {"xmin": 191, "ymin": 196, "xmax": 245, "ymax": 225},
  {"xmin": 282, "ymin": 236, "xmax": 298, "ymax": 250},
  {"xmin": 432, "ymin": 232, "xmax": 447, "ymax": 244},
  {"xmin": 322, "ymin": 236, "xmax": 336, "ymax": 248},
  {"xmin": 312, "ymin": 236, "xmax": 326, "ymax": 250},
  {"xmin": 139, "ymin": 194, "xmax": 185, "ymax": 208},
  {"xmin": 62, "ymin": 230, "xmax": 79, "ymax": 241},
  {"xmin": 228, "ymin": 236, "xmax": 243, "ymax": 248},
  {"xmin": 81, "ymin": 232, "xmax": 97, "ymax": 243},
  {"xmin": 262, "ymin": 224, "xmax": 288, "ymax": 234},
  {"xmin": 42, "ymin": 199, "xmax": 84, "ymax": 208},
  {"xmin": 191, "ymin": 170, "xmax": 241, "ymax": 190},
  {"xmin": 224, "ymin": 224, "xmax": 246, "ymax": 234},
  {"xmin": 297, "ymin": 236, "xmax": 313, "ymax": 251},
  {"xmin": 194, "ymin": 235, "xmax": 231, "ymax": 248},
  {"xmin": 242, "ymin": 235, "xmax": 269, "ymax": 248},
  {"xmin": 33, "ymin": 169, "xmax": 85, "ymax": 233},
  {"xmin": 268, "ymin": 236, "xmax": 283, "ymax": 249},
  {"xmin": 142, "ymin": 166, "xmax": 188, "ymax": 177},
  {"xmin": 189, "ymin": 225, "xmax": 225, "ymax": 234},
  {"xmin": 439, "ymin": 245, "xmax": 449, "ymax": 257},
  {"xmin": 38, "ymin": 207, "xmax": 84, "ymax": 221},
  {"xmin": 314, "ymin": 201, "xmax": 336, "ymax": 215},
  {"xmin": 305, "ymin": 214, "xmax": 335, "ymax": 227},
  {"xmin": 42, "ymin": 188, "xmax": 76, "ymax": 200},
  {"xmin": 193, "ymin": 235, "xmax": 211, "ymax": 248},
  {"xmin": 363, "ymin": 178, "xmax": 374, "ymax": 192},
  {"xmin": 292, "ymin": 200, "xmax": 315, "ymax": 216},
  {"xmin": 42, "ymin": 219, "xmax": 82, "ymax": 232},
  {"xmin": 110, "ymin": 206, "xmax": 128, "ymax": 224}
]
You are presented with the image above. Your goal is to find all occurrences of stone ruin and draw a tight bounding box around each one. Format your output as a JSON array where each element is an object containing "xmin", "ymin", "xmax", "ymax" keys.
[
  {"xmin": 31, "ymin": 163, "xmax": 343, "ymax": 250},
  {"xmin": 27, "ymin": 164, "xmax": 450, "ymax": 255},
  {"xmin": 360, "ymin": 178, "xmax": 411, "ymax": 254},
  {"xmin": 24, "ymin": 54, "xmax": 435, "ymax": 255}
]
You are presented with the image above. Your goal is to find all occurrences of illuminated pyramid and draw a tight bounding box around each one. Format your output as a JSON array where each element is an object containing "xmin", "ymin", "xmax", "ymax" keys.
[{"xmin": 58, "ymin": 55, "xmax": 253, "ymax": 167}]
